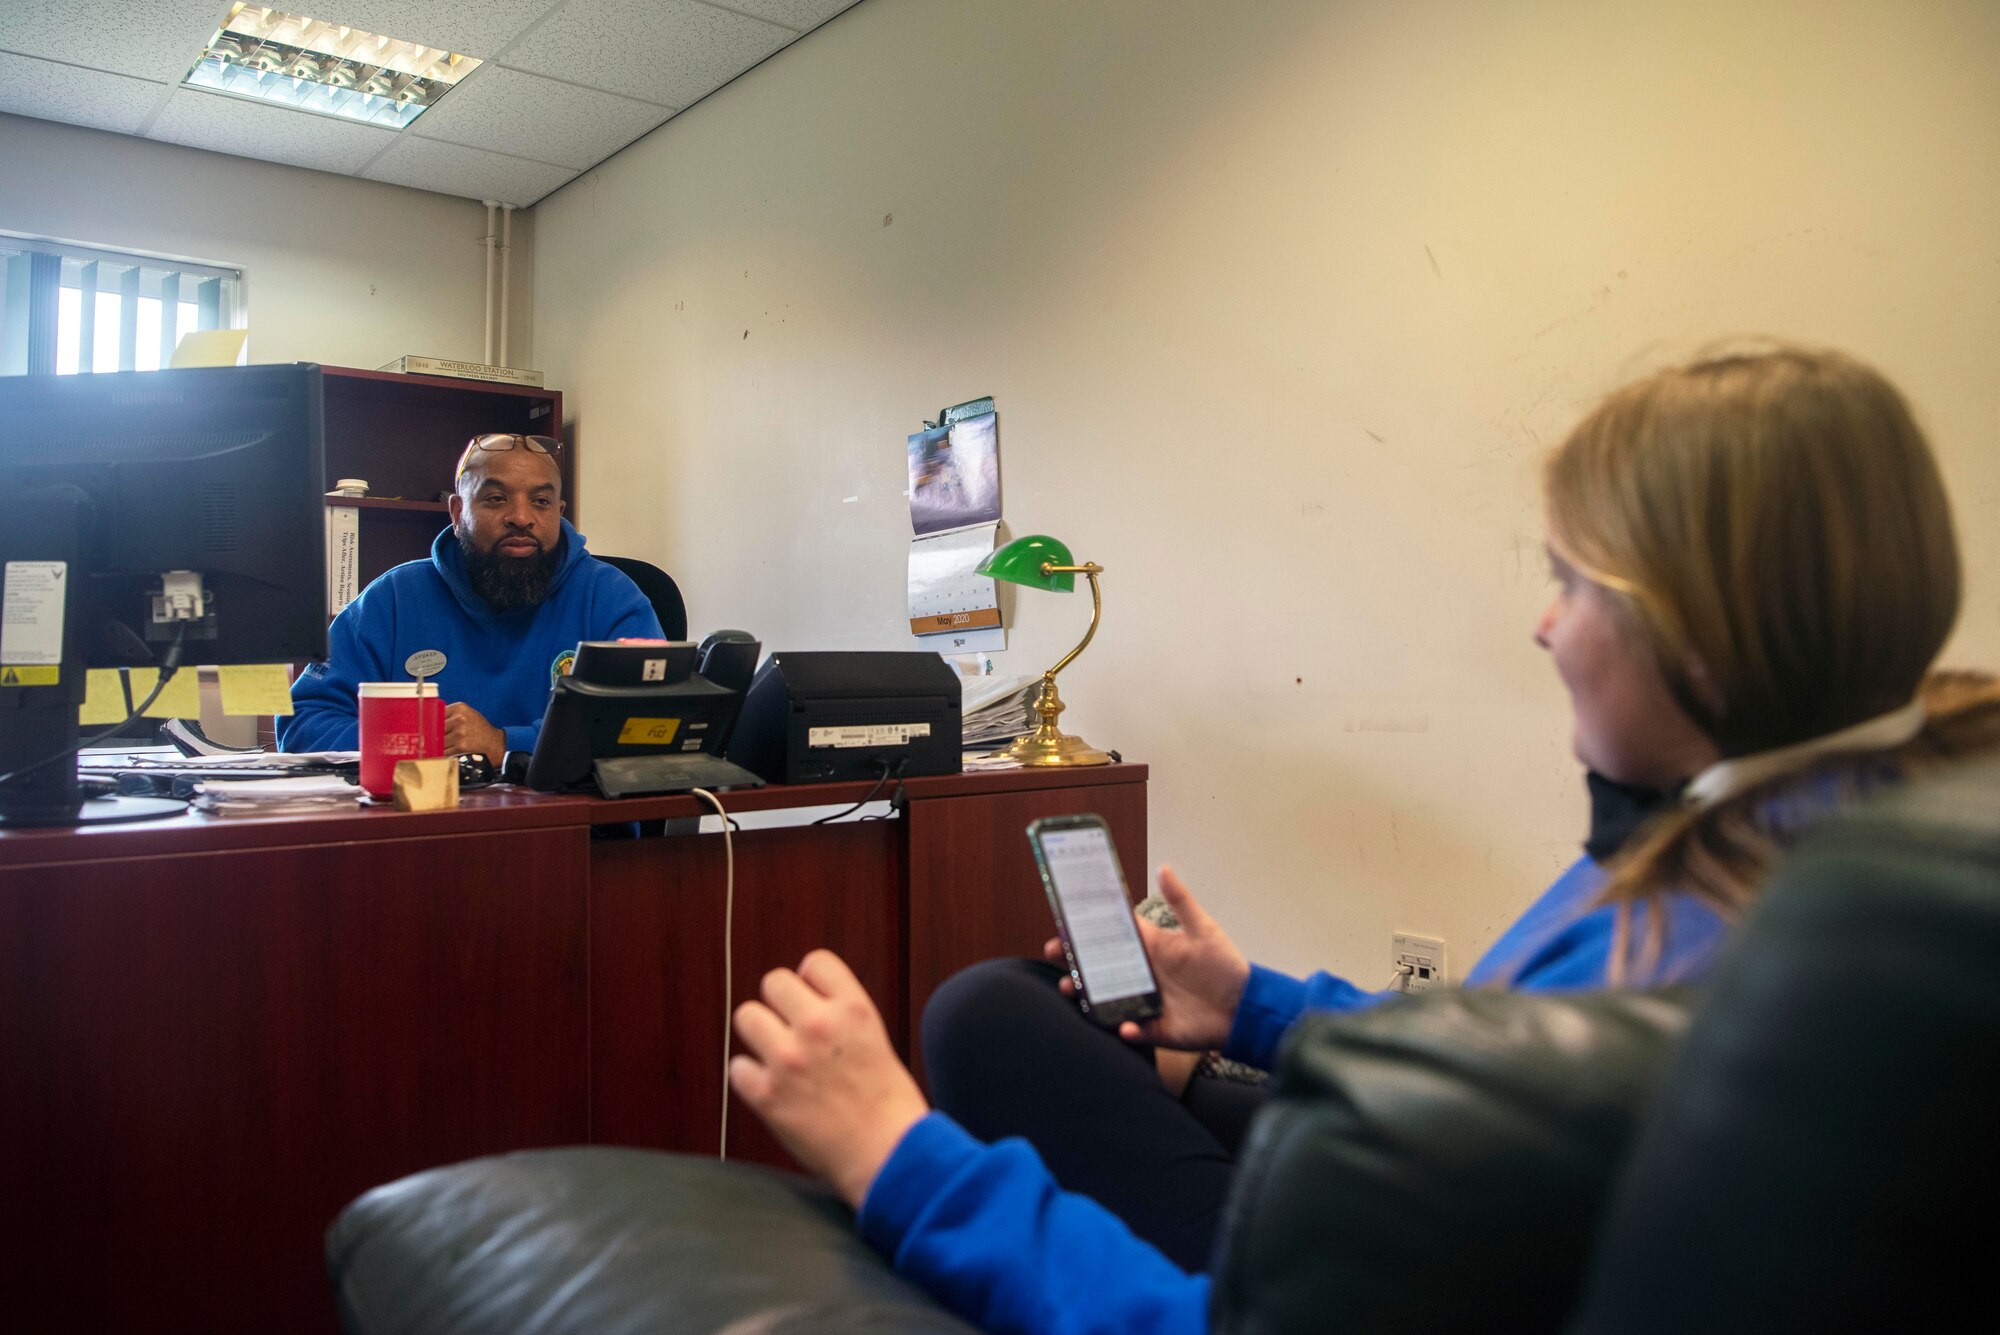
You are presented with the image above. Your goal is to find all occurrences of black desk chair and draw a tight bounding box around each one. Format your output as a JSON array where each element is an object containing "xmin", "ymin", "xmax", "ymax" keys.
[{"xmin": 597, "ymin": 555, "xmax": 687, "ymax": 641}]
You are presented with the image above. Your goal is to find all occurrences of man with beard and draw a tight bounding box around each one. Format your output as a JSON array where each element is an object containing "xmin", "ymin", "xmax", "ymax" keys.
[{"xmin": 280, "ymin": 434, "xmax": 664, "ymax": 765}]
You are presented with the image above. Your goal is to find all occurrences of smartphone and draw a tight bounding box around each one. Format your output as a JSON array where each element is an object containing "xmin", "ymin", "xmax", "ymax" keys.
[{"xmin": 1026, "ymin": 814, "xmax": 1162, "ymax": 1027}]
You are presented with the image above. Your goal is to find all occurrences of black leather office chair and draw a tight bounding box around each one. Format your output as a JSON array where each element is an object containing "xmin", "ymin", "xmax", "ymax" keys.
[{"xmin": 597, "ymin": 555, "xmax": 687, "ymax": 641}]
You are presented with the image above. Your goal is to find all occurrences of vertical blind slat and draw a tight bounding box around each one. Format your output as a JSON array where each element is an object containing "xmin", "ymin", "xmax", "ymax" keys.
[
  {"xmin": 0, "ymin": 254, "xmax": 30, "ymax": 376},
  {"xmin": 118, "ymin": 266, "xmax": 139, "ymax": 373},
  {"xmin": 76, "ymin": 261, "xmax": 98, "ymax": 374},
  {"xmin": 197, "ymin": 276, "xmax": 221, "ymax": 331},
  {"xmin": 25, "ymin": 251, "xmax": 60, "ymax": 376},
  {"xmin": 157, "ymin": 271, "xmax": 180, "ymax": 367}
]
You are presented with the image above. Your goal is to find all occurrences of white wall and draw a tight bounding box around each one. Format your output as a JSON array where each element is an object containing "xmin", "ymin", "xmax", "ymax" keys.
[
  {"xmin": 533, "ymin": 0, "xmax": 2000, "ymax": 983},
  {"xmin": 0, "ymin": 113, "xmax": 530, "ymax": 370}
]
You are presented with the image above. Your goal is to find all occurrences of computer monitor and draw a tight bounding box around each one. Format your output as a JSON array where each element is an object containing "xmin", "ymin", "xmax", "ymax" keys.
[
  {"xmin": 523, "ymin": 636, "xmax": 765, "ymax": 796},
  {"xmin": 0, "ymin": 363, "xmax": 329, "ymax": 826}
]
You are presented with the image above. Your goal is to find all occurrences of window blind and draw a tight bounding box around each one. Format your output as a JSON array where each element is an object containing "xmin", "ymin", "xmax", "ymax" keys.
[{"xmin": 0, "ymin": 234, "xmax": 242, "ymax": 376}]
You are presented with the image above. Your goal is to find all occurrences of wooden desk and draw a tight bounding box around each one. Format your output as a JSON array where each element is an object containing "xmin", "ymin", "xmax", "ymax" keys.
[{"xmin": 0, "ymin": 765, "xmax": 1146, "ymax": 1335}]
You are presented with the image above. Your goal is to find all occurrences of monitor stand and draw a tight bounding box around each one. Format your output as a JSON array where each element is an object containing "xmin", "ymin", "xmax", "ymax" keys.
[
  {"xmin": 0, "ymin": 700, "xmax": 190, "ymax": 826},
  {"xmin": 593, "ymin": 752, "xmax": 766, "ymax": 799},
  {"xmin": 1, "ymin": 485, "xmax": 192, "ymax": 829},
  {"xmin": 0, "ymin": 664, "xmax": 186, "ymax": 828}
]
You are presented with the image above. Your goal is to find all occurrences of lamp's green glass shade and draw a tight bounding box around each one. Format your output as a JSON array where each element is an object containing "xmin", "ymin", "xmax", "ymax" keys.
[{"xmin": 976, "ymin": 534, "xmax": 1076, "ymax": 592}]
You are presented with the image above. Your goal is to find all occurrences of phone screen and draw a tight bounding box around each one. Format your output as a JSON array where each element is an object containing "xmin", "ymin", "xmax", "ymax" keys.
[{"xmin": 1036, "ymin": 823, "xmax": 1156, "ymax": 1004}]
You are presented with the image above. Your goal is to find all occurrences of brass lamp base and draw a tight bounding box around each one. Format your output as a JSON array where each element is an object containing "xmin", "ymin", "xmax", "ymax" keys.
[
  {"xmin": 1005, "ymin": 675, "xmax": 1112, "ymax": 767},
  {"xmin": 1005, "ymin": 728, "xmax": 1113, "ymax": 767}
]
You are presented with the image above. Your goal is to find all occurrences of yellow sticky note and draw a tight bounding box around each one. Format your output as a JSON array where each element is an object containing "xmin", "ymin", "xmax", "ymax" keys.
[
  {"xmin": 80, "ymin": 669, "xmax": 131, "ymax": 725},
  {"xmin": 217, "ymin": 663, "xmax": 296, "ymax": 716},
  {"xmin": 131, "ymin": 667, "xmax": 204, "ymax": 719},
  {"xmin": 169, "ymin": 328, "xmax": 248, "ymax": 368}
]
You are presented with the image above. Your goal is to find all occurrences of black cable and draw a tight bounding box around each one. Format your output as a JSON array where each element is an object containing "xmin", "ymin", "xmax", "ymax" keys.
[
  {"xmin": 0, "ymin": 626, "xmax": 188, "ymax": 787},
  {"xmin": 864, "ymin": 759, "xmax": 912, "ymax": 821},
  {"xmin": 811, "ymin": 757, "xmax": 904, "ymax": 825}
]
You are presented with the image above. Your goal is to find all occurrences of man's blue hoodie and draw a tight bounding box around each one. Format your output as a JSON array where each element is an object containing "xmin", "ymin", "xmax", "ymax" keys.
[{"xmin": 279, "ymin": 519, "xmax": 663, "ymax": 754}]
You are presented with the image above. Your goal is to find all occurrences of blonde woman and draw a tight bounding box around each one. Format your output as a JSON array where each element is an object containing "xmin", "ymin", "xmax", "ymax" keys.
[{"xmin": 728, "ymin": 345, "xmax": 2000, "ymax": 1335}]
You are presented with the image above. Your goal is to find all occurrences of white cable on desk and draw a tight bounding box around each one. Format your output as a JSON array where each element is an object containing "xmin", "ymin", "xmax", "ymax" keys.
[{"xmin": 691, "ymin": 787, "xmax": 734, "ymax": 1159}]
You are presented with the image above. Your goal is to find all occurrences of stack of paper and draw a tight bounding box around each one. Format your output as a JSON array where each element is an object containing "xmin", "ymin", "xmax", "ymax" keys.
[
  {"xmin": 961, "ymin": 673, "xmax": 1040, "ymax": 749},
  {"xmin": 961, "ymin": 750, "xmax": 1027, "ymax": 771},
  {"xmin": 189, "ymin": 774, "xmax": 361, "ymax": 816},
  {"xmin": 153, "ymin": 750, "xmax": 356, "ymax": 772}
]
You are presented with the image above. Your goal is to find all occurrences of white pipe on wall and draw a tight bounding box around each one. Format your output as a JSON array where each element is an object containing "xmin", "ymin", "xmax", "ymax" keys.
[
  {"xmin": 481, "ymin": 199, "xmax": 499, "ymax": 365},
  {"xmin": 498, "ymin": 203, "xmax": 515, "ymax": 367}
]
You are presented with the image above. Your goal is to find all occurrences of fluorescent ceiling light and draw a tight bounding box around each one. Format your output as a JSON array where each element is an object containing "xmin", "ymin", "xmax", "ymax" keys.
[{"xmin": 184, "ymin": 4, "xmax": 481, "ymax": 130}]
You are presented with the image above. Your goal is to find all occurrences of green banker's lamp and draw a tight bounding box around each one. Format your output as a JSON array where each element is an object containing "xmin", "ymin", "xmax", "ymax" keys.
[{"xmin": 976, "ymin": 534, "xmax": 1112, "ymax": 767}]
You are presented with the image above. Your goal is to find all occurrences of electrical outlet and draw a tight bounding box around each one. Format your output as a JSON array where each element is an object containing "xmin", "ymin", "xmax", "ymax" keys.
[{"xmin": 1391, "ymin": 933, "xmax": 1447, "ymax": 992}]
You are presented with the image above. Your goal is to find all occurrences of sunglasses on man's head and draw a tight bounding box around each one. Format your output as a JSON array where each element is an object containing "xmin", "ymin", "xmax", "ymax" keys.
[{"xmin": 457, "ymin": 433, "xmax": 563, "ymax": 479}]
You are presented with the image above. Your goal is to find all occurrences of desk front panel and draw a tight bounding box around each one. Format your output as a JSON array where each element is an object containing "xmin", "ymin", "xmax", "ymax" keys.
[
  {"xmin": 903, "ymin": 777, "xmax": 1149, "ymax": 1084},
  {"xmin": 0, "ymin": 766, "xmax": 1146, "ymax": 1331},
  {"xmin": 589, "ymin": 820, "xmax": 904, "ymax": 1166},
  {"xmin": 1, "ymin": 824, "xmax": 591, "ymax": 1335}
]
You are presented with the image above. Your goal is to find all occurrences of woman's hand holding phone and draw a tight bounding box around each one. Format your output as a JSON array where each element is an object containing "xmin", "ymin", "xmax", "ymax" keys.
[{"xmin": 1047, "ymin": 865, "xmax": 1251, "ymax": 1050}]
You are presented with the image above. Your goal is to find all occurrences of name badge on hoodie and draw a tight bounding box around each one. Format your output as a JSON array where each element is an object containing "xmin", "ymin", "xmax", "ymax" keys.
[{"xmin": 405, "ymin": 650, "xmax": 447, "ymax": 678}]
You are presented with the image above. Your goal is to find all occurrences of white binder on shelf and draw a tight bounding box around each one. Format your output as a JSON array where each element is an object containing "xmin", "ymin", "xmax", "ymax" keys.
[{"xmin": 325, "ymin": 504, "xmax": 360, "ymax": 616}]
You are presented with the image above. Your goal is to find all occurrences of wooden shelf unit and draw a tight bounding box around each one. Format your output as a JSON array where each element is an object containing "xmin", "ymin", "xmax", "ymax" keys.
[
  {"xmin": 323, "ymin": 495, "xmax": 448, "ymax": 514},
  {"xmin": 321, "ymin": 366, "xmax": 566, "ymax": 588}
]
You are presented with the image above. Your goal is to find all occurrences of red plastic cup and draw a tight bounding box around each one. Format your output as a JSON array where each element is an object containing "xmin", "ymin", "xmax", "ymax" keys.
[{"xmin": 358, "ymin": 682, "xmax": 445, "ymax": 797}]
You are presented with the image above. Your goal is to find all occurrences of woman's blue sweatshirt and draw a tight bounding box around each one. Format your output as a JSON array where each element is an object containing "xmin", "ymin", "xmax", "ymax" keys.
[
  {"xmin": 856, "ymin": 855, "xmax": 1730, "ymax": 1335},
  {"xmin": 279, "ymin": 520, "xmax": 662, "ymax": 754}
]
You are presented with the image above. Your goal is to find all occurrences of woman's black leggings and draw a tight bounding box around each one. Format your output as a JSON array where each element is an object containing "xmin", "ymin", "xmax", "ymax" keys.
[{"xmin": 919, "ymin": 956, "xmax": 1268, "ymax": 1272}]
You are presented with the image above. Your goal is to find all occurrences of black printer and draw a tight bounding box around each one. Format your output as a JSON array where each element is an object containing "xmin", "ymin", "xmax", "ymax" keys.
[{"xmin": 726, "ymin": 651, "xmax": 962, "ymax": 783}]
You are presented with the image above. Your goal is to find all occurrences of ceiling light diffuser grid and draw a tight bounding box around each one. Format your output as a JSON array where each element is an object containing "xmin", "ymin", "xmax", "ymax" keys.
[{"xmin": 182, "ymin": 3, "xmax": 481, "ymax": 130}]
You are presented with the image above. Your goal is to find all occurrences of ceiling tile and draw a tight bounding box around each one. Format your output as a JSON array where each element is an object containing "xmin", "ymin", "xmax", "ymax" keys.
[
  {"xmin": 300, "ymin": 0, "xmax": 562, "ymax": 61},
  {"xmin": 147, "ymin": 87, "xmax": 399, "ymax": 175},
  {"xmin": 715, "ymin": 0, "xmax": 862, "ymax": 32},
  {"xmin": 503, "ymin": 0, "xmax": 791, "ymax": 108},
  {"xmin": 413, "ymin": 65, "xmax": 670, "ymax": 171},
  {"xmin": 2, "ymin": 0, "xmax": 860, "ymax": 207},
  {"xmin": 0, "ymin": 0, "xmax": 231, "ymax": 83},
  {"xmin": 363, "ymin": 135, "xmax": 576, "ymax": 206},
  {"xmin": 0, "ymin": 54, "xmax": 169, "ymax": 135}
]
